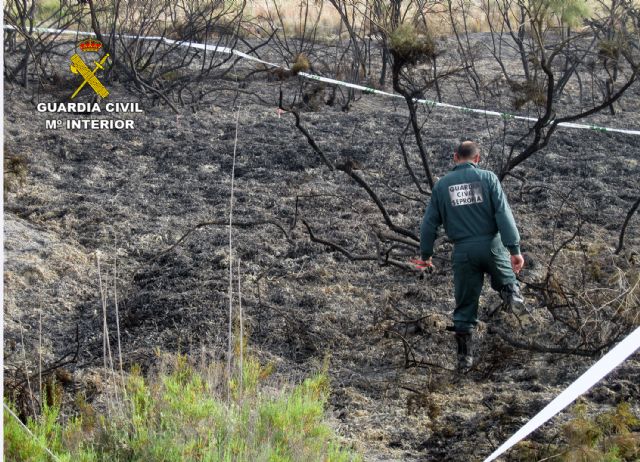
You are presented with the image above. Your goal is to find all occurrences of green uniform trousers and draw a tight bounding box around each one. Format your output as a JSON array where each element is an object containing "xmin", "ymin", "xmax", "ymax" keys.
[{"xmin": 452, "ymin": 234, "xmax": 517, "ymax": 332}]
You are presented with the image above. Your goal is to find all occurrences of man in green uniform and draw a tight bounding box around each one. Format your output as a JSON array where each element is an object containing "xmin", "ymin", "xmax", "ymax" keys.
[{"xmin": 415, "ymin": 141, "xmax": 525, "ymax": 371}]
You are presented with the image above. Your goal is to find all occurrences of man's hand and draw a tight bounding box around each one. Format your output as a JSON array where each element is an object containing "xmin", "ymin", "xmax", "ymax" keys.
[
  {"xmin": 410, "ymin": 257, "xmax": 434, "ymax": 272},
  {"xmin": 511, "ymin": 254, "xmax": 524, "ymax": 274}
]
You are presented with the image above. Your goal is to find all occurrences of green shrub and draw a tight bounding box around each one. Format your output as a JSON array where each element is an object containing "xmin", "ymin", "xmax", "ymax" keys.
[
  {"xmin": 389, "ymin": 23, "xmax": 436, "ymax": 66},
  {"xmin": 35, "ymin": 0, "xmax": 62, "ymax": 21},
  {"xmin": 541, "ymin": 0, "xmax": 590, "ymax": 27},
  {"xmin": 4, "ymin": 355, "xmax": 361, "ymax": 462}
]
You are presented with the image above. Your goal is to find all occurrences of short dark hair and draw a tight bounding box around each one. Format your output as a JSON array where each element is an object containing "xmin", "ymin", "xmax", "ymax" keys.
[{"xmin": 455, "ymin": 140, "xmax": 479, "ymax": 159}]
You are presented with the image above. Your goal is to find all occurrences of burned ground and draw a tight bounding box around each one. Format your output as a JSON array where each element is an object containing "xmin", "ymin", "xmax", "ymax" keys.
[{"xmin": 4, "ymin": 34, "xmax": 640, "ymax": 461}]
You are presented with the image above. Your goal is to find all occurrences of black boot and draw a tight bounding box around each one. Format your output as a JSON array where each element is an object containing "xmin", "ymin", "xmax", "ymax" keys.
[
  {"xmin": 455, "ymin": 331, "xmax": 473, "ymax": 372},
  {"xmin": 500, "ymin": 283, "xmax": 526, "ymax": 312}
]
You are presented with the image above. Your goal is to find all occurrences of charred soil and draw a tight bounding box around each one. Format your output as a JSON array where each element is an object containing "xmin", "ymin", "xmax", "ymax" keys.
[{"xmin": 4, "ymin": 35, "xmax": 640, "ymax": 461}]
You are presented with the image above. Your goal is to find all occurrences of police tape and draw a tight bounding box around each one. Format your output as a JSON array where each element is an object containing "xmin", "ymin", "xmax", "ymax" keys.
[
  {"xmin": 5, "ymin": 24, "xmax": 640, "ymax": 136},
  {"xmin": 483, "ymin": 325, "xmax": 640, "ymax": 462}
]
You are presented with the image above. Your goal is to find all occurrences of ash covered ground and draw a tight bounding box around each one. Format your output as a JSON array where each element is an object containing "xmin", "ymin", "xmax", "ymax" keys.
[{"xmin": 4, "ymin": 34, "xmax": 640, "ymax": 461}]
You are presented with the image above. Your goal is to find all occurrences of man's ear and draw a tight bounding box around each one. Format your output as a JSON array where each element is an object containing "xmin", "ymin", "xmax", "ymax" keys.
[
  {"xmin": 453, "ymin": 152, "xmax": 459, "ymax": 163},
  {"xmin": 474, "ymin": 153, "xmax": 481, "ymax": 163}
]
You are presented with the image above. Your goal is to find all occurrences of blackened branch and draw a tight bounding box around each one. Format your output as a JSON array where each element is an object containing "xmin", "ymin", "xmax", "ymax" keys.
[
  {"xmin": 278, "ymin": 89, "xmax": 335, "ymax": 171},
  {"xmin": 153, "ymin": 219, "xmax": 290, "ymax": 261},
  {"xmin": 336, "ymin": 160, "xmax": 419, "ymax": 242},
  {"xmin": 615, "ymin": 196, "xmax": 640, "ymax": 255},
  {"xmin": 301, "ymin": 219, "xmax": 415, "ymax": 271}
]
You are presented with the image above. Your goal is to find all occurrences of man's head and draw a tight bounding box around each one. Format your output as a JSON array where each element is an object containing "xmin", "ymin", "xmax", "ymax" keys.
[{"xmin": 454, "ymin": 140, "xmax": 480, "ymax": 164}]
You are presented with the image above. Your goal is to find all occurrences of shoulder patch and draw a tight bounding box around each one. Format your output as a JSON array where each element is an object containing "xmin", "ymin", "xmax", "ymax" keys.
[{"xmin": 448, "ymin": 182, "xmax": 484, "ymax": 207}]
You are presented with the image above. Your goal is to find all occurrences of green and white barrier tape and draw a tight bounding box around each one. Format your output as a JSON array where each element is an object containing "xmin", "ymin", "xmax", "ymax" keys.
[{"xmin": 4, "ymin": 24, "xmax": 640, "ymax": 136}]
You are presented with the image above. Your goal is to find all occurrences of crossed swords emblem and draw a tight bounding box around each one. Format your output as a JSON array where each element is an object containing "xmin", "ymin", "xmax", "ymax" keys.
[{"xmin": 69, "ymin": 52, "xmax": 110, "ymax": 99}]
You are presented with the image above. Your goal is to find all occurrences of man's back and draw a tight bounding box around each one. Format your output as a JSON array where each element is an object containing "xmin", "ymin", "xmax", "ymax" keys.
[{"xmin": 421, "ymin": 162, "xmax": 520, "ymax": 258}]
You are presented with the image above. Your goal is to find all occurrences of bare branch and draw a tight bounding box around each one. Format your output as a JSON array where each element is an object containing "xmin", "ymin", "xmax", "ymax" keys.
[{"xmin": 615, "ymin": 196, "xmax": 640, "ymax": 255}]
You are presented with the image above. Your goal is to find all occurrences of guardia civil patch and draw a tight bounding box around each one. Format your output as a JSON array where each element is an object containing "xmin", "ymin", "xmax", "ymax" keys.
[{"xmin": 449, "ymin": 182, "xmax": 483, "ymax": 206}]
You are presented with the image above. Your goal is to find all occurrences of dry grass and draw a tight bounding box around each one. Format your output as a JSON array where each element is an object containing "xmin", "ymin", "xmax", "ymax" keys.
[
  {"xmin": 246, "ymin": 0, "xmax": 345, "ymax": 39},
  {"xmin": 28, "ymin": 0, "xmax": 640, "ymax": 42}
]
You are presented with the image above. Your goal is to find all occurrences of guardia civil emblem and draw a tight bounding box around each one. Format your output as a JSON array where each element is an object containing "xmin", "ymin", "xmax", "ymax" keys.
[{"xmin": 69, "ymin": 38, "xmax": 110, "ymax": 99}]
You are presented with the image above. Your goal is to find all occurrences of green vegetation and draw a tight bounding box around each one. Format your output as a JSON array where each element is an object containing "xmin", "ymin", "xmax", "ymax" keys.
[
  {"xmin": 535, "ymin": 0, "xmax": 591, "ymax": 27},
  {"xmin": 513, "ymin": 402, "xmax": 640, "ymax": 461},
  {"xmin": 4, "ymin": 355, "xmax": 361, "ymax": 462},
  {"xmin": 37, "ymin": 0, "xmax": 62, "ymax": 19},
  {"xmin": 388, "ymin": 23, "xmax": 436, "ymax": 66}
]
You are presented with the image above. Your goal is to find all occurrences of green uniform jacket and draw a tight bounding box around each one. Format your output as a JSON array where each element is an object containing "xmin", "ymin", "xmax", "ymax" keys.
[{"xmin": 420, "ymin": 162, "xmax": 521, "ymax": 259}]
